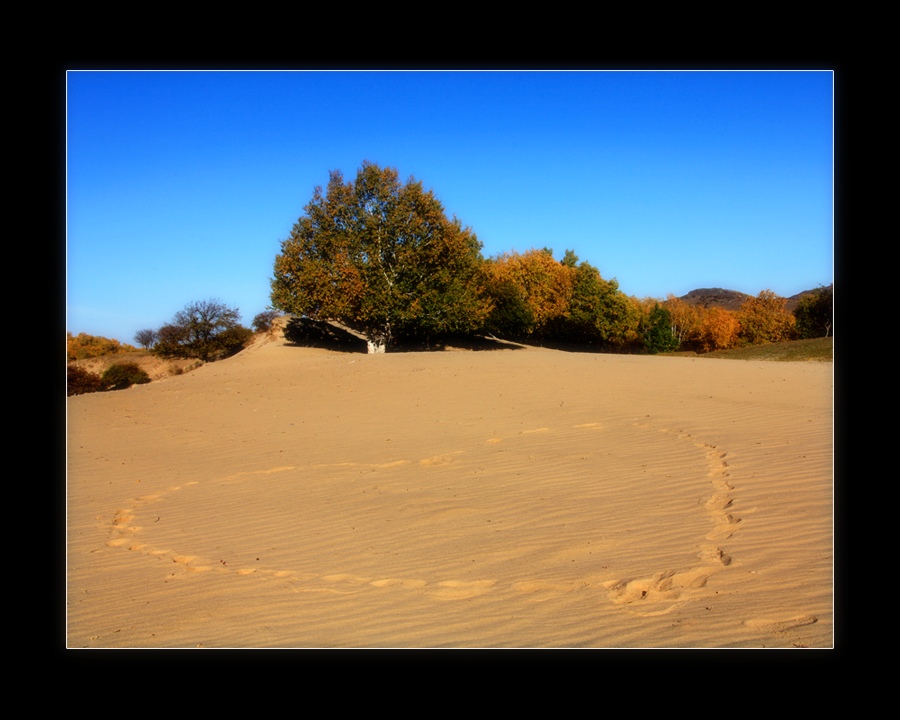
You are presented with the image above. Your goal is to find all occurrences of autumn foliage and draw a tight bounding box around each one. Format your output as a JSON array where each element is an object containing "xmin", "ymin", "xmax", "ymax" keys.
[
  {"xmin": 272, "ymin": 161, "xmax": 489, "ymax": 352},
  {"xmin": 480, "ymin": 249, "xmax": 640, "ymax": 349},
  {"xmin": 698, "ymin": 306, "xmax": 742, "ymax": 352},
  {"xmin": 736, "ymin": 290, "xmax": 796, "ymax": 344},
  {"xmin": 269, "ymin": 161, "xmax": 827, "ymax": 356},
  {"xmin": 67, "ymin": 332, "xmax": 137, "ymax": 361}
]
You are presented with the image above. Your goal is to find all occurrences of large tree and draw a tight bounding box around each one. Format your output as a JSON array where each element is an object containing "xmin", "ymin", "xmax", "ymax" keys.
[
  {"xmin": 271, "ymin": 161, "xmax": 489, "ymax": 352},
  {"xmin": 565, "ymin": 260, "xmax": 639, "ymax": 347},
  {"xmin": 794, "ymin": 285, "xmax": 833, "ymax": 339}
]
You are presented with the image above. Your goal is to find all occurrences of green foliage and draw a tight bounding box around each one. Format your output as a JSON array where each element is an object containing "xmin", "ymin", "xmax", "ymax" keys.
[
  {"xmin": 561, "ymin": 249, "xmax": 579, "ymax": 268},
  {"xmin": 794, "ymin": 285, "xmax": 833, "ymax": 339},
  {"xmin": 101, "ymin": 362, "xmax": 151, "ymax": 391},
  {"xmin": 152, "ymin": 299, "xmax": 250, "ymax": 361},
  {"xmin": 564, "ymin": 262, "xmax": 639, "ymax": 347},
  {"xmin": 481, "ymin": 273, "xmax": 535, "ymax": 339},
  {"xmin": 482, "ymin": 250, "xmax": 573, "ymax": 340},
  {"xmin": 271, "ymin": 161, "xmax": 490, "ymax": 351},
  {"xmin": 703, "ymin": 336, "xmax": 832, "ymax": 362},
  {"xmin": 481, "ymin": 252, "xmax": 639, "ymax": 349},
  {"xmin": 67, "ymin": 365, "xmax": 105, "ymax": 396},
  {"xmin": 215, "ymin": 325, "xmax": 254, "ymax": 357},
  {"xmin": 643, "ymin": 303, "xmax": 680, "ymax": 354}
]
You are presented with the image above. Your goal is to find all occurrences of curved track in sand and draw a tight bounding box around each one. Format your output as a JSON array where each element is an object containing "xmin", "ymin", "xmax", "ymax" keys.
[{"xmin": 102, "ymin": 421, "xmax": 747, "ymax": 615}]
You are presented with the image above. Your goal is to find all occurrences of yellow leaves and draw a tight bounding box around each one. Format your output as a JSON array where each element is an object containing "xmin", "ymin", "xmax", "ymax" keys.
[
  {"xmin": 486, "ymin": 250, "xmax": 574, "ymax": 332},
  {"xmin": 737, "ymin": 290, "xmax": 796, "ymax": 344},
  {"xmin": 66, "ymin": 333, "xmax": 136, "ymax": 361},
  {"xmin": 699, "ymin": 307, "xmax": 741, "ymax": 352}
]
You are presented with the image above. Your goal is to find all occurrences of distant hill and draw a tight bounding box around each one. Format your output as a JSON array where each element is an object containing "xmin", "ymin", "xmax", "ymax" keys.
[
  {"xmin": 678, "ymin": 285, "xmax": 831, "ymax": 313},
  {"xmin": 678, "ymin": 288, "xmax": 753, "ymax": 312}
]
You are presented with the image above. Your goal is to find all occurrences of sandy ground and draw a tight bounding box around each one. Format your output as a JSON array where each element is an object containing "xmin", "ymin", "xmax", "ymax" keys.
[{"xmin": 66, "ymin": 331, "xmax": 833, "ymax": 648}]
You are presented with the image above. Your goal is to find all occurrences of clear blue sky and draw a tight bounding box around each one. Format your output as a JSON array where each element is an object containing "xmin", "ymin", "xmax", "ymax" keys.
[{"xmin": 66, "ymin": 70, "xmax": 833, "ymax": 344}]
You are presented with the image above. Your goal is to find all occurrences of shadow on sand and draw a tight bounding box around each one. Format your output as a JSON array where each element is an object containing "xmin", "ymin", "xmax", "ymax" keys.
[{"xmin": 282, "ymin": 318, "xmax": 526, "ymax": 354}]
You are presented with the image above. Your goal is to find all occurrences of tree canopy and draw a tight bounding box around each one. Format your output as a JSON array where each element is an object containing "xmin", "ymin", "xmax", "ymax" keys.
[
  {"xmin": 737, "ymin": 290, "xmax": 796, "ymax": 344},
  {"xmin": 271, "ymin": 161, "xmax": 489, "ymax": 352},
  {"xmin": 152, "ymin": 299, "xmax": 250, "ymax": 361},
  {"xmin": 794, "ymin": 285, "xmax": 833, "ymax": 338}
]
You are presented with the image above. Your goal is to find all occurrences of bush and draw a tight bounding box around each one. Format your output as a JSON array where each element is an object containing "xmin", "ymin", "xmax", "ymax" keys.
[
  {"xmin": 252, "ymin": 309, "xmax": 281, "ymax": 333},
  {"xmin": 101, "ymin": 362, "xmax": 151, "ymax": 391},
  {"xmin": 151, "ymin": 299, "xmax": 250, "ymax": 361},
  {"xmin": 67, "ymin": 332, "xmax": 137, "ymax": 361},
  {"xmin": 67, "ymin": 365, "xmax": 105, "ymax": 396},
  {"xmin": 215, "ymin": 325, "xmax": 254, "ymax": 358}
]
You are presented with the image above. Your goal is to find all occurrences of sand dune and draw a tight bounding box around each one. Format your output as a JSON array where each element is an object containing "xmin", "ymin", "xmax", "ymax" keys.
[{"xmin": 66, "ymin": 334, "xmax": 833, "ymax": 648}]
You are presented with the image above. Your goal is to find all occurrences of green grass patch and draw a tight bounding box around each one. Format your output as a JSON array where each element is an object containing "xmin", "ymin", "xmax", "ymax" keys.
[{"xmin": 701, "ymin": 336, "xmax": 833, "ymax": 362}]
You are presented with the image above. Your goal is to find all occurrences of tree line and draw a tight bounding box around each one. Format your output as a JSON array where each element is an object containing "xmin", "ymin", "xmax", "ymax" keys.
[{"xmin": 271, "ymin": 161, "xmax": 833, "ymax": 354}]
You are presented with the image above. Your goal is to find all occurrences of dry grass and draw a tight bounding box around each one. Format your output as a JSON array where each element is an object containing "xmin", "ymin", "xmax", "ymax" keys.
[{"xmin": 701, "ymin": 337, "xmax": 833, "ymax": 362}]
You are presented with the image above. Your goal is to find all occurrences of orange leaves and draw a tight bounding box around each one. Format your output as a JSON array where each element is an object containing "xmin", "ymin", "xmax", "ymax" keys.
[
  {"xmin": 698, "ymin": 307, "xmax": 741, "ymax": 352},
  {"xmin": 485, "ymin": 250, "xmax": 574, "ymax": 335}
]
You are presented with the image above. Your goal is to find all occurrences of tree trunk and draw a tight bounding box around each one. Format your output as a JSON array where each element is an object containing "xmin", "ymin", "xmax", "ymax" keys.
[{"xmin": 366, "ymin": 330, "xmax": 388, "ymax": 354}]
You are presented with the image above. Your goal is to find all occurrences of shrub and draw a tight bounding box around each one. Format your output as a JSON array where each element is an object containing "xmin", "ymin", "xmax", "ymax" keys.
[
  {"xmin": 67, "ymin": 365, "xmax": 105, "ymax": 396},
  {"xmin": 67, "ymin": 332, "xmax": 137, "ymax": 361},
  {"xmin": 151, "ymin": 299, "xmax": 249, "ymax": 361},
  {"xmin": 215, "ymin": 325, "xmax": 254, "ymax": 358},
  {"xmin": 252, "ymin": 309, "xmax": 281, "ymax": 333},
  {"xmin": 101, "ymin": 362, "xmax": 151, "ymax": 391}
]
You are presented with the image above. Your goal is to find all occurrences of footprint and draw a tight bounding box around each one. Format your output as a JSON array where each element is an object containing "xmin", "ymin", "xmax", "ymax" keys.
[
  {"xmin": 370, "ymin": 578, "xmax": 427, "ymax": 589},
  {"xmin": 321, "ymin": 573, "xmax": 373, "ymax": 585},
  {"xmin": 744, "ymin": 615, "xmax": 818, "ymax": 633},
  {"xmin": 420, "ymin": 454, "xmax": 459, "ymax": 466},
  {"xmin": 512, "ymin": 580, "xmax": 573, "ymax": 601},
  {"xmin": 427, "ymin": 579, "xmax": 496, "ymax": 600}
]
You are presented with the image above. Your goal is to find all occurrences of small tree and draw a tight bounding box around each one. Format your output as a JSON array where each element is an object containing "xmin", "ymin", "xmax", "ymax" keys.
[
  {"xmin": 698, "ymin": 307, "xmax": 741, "ymax": 352},
  {"xmin": 737, "ymin": 290, "xmax": 796, "ymax": 344},
  {"xmin": 152, "ymin": 299, "xmax": 249, "ymax": 361},
  {"xmin": 643, "ymin": 303, "xmax": 680, "ymax": 354},
  {"xmin": 663, "ymin": 295, "xmax": 702, "ymax": 350},
  {"xmin": 565, "ymin": 261, "xmax": 639, "ymax": 348},
  {"xmin": 134, "ymin": 328, "xmax": 158, "ymax": 349}
]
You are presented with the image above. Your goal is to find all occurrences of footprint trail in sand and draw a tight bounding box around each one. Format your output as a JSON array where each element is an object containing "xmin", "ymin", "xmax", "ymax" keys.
[{"xmin": 104, "ymin": 420, "xmax": 742, "ymax": 610}]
